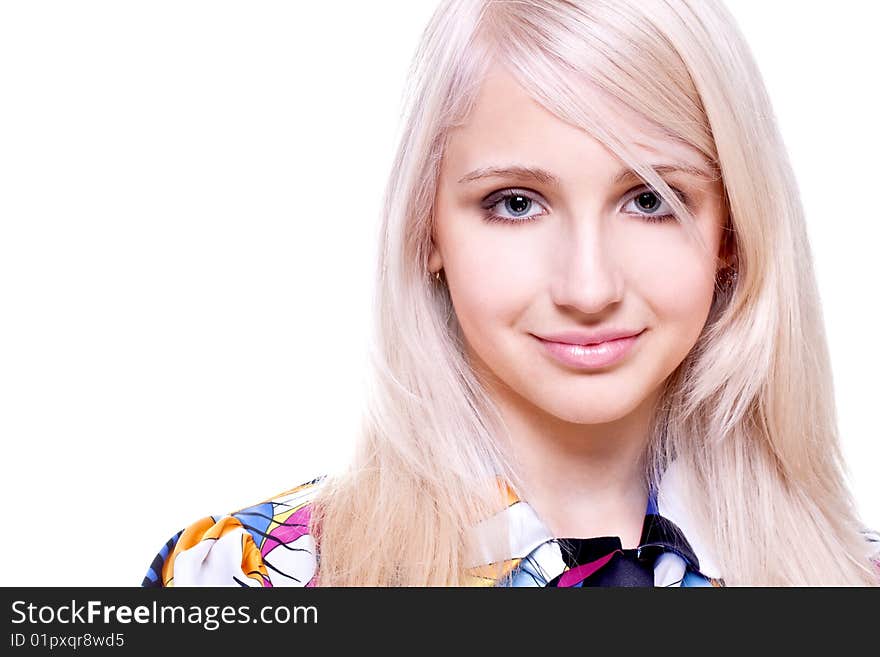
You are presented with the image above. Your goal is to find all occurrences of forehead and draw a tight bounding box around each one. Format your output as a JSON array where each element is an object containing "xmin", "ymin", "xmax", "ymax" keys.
[{"xmin": 444, "ymin": 64, "xmax": 707, "ymax": 176}]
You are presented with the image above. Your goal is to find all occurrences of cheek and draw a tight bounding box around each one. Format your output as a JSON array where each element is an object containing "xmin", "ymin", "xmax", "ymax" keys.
[
  {"xmin": 625, "ymin": 231, "xmax": 717, "ymax": 337},
  {"xmin": 438, "ymin": 219, "xmax": 541, "ymax": 325},
  {"xmin": 447, "ymin": 250, "xmax": 534, "ymax": 355}
]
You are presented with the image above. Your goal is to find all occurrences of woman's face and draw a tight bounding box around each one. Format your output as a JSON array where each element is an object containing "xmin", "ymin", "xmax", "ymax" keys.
[{"xmin": 430, "ymin": 65, "xmax": 728, "ymax": 426}]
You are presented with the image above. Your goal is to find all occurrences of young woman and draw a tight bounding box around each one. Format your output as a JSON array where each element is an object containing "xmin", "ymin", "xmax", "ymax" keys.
[{"xmin": 143, "ymin": 0, "xmax": 880, "ymax": 587}]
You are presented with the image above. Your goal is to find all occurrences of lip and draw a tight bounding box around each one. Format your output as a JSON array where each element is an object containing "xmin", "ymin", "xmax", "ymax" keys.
[
  {"xmin": 534, "ymin": 327, "xmax": 645, "ymax": 346},
  {"xmin": 533, "ymin": 329, "xmax": 645, "ymax": 370}
]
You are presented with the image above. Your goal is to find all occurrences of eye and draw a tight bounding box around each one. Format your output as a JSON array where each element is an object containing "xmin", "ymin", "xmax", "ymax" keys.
[
  {"xmin": 481, "ymin": 189, "xmax": 547, "ymax": 224},
  {"xmin": 480, "ymin": 185, "xmax": 690, "ymax": 225},
  {"xmin": 621, "ymin": 186, "xmax": 689, "ymax": 223}
]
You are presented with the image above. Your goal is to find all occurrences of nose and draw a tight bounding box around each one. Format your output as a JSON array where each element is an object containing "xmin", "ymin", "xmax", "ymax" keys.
[{"xmin": 549, "ymin": 218, "xmax": 624, "ymax": 315}]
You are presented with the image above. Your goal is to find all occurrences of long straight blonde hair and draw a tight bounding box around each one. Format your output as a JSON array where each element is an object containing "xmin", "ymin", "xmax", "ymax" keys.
[{"xmin": 308, "ymin": 0, "xmax": 879, "ymax": 586}]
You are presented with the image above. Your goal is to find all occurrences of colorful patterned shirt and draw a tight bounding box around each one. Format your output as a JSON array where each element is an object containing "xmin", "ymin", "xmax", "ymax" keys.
[{"xmin": 142, "ymin": 461, "xmax": 742, "ymax": 587}]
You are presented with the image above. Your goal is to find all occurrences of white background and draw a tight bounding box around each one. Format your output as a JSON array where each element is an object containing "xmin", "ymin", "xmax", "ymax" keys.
[{"xmin": 0, "ymin": 1, "xmax": 876, "ymax": 586}]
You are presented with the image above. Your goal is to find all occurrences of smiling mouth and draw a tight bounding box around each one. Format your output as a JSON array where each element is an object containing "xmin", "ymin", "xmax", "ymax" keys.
[{"xmin": 533, "ymin": 330, "xmax": 645, "ymax": 370}]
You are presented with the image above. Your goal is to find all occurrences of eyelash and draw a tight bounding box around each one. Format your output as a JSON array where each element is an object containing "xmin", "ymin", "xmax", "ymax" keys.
[{"xmin": 481, "ymin": 186, "xmax": 690, "ymax": 225}]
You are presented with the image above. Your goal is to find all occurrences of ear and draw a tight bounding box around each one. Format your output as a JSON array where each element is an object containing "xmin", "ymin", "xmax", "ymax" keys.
[
  {"xmin": 717, "ymin": 214, "xmax": 737, "ymax": 269},
  {"xmin": 722, "ymin": 240, "xmax": 738, "ymax": 270},
  {"xmin": 718, "ymin": 250, "xmax": 736, "ymax": 271},
  {"xmin": 427, "ymin": 238, "xmax": 443, "ymax": 274}
]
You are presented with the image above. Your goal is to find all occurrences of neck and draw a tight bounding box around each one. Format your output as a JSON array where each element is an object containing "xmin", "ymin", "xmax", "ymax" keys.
[{"xmin": 489, "ymin": 380, "xmax": 662, "ymax": 549}]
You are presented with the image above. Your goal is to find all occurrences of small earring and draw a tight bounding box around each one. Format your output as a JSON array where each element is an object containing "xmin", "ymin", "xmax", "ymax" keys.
[
  {"xmin": 719, "ymin": 266, "xmax": 737, "ymax": 289},
  {"xmin": 719, "ymin": 255, "xmax": 738, "ymax": 289}
]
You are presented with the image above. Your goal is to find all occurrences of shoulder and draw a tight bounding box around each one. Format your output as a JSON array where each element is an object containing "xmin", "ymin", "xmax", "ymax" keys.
[{"xmin": 142, "ymin": 475, "xmax": 327, "ymax": 587}]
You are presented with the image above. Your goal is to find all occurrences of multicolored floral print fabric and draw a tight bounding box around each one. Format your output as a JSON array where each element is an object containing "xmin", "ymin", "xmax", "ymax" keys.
[
  {"xmin": 143, "ymin": 478, "xmax": 322, "ymax": 587},
  {"xmin": 142, "ymin": 464, "xmax": 880, "ymax": 587}
]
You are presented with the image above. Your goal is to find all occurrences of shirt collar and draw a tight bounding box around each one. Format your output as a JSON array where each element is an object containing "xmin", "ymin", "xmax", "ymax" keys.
[{"xmin": 464, "ymin": 459, "xmax": 722, "ymax": 585}]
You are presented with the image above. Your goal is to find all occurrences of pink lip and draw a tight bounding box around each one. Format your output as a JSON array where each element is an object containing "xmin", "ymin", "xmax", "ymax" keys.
[
  {"xmin": 534, "ymin": 330, "xmax": 644, "ymax": 370},
  {"xmin": 536, "ymin": 327, "xmax": 644, "ymax": 345}
]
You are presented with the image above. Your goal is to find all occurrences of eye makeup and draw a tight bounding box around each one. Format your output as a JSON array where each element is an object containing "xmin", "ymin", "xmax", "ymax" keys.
[{"xmin": 479, "ymin": 184, "xmax": 692, "ymax": 225}]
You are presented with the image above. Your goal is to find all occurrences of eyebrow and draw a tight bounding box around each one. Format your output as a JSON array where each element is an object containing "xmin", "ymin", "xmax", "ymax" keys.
[{"xmin": 457, "ymin": 163, "xmax": 717, "ymax": 187}]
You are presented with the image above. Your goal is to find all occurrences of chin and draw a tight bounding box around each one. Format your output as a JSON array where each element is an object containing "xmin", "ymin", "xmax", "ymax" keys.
[{"xmin": 531, "ymin": 390, "xmax": 647, "ymax": 426}]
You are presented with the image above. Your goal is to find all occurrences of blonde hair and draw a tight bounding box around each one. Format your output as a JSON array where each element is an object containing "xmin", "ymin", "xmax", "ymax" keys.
[{"xmin": 308, "ymin": 0, "xmax": 879, "ymax": 586}]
